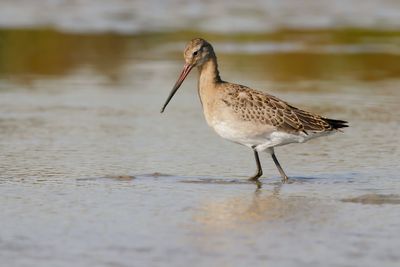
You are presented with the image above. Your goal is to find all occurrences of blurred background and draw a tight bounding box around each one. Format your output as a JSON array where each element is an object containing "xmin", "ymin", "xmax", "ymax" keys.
[
  {"xmin": 1, "ymin": 0, "xmax": 400, "ymax": 84},
  {"xmin": 1, "ymin": 1, "xmax": 399, "ymax": 267}
]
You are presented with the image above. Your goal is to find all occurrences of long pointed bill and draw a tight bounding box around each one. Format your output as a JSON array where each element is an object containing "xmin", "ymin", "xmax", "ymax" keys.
[{"xmin": 160, "ymin": 63, "xmax": 193, "ymax": 113}]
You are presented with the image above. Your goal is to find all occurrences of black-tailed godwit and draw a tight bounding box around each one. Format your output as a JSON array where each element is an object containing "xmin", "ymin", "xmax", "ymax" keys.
[{"xmin": 161, "ymin": 38, "xmax": 348, "ymax": 181}]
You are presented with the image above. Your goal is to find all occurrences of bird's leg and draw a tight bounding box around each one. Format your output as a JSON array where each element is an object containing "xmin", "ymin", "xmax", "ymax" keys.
[
  {"xmin": 248, "ymin": 148, "xmax": 263, "ymax": 181},
  {"xmin": 270, "ymin": 151, "xmax": 289, "ymax": 182}
]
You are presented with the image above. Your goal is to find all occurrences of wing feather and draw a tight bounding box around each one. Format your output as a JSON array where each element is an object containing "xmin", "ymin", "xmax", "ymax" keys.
[{"xmin": 222, "ymin": 84, "xmax": 347, "ymax": 134}]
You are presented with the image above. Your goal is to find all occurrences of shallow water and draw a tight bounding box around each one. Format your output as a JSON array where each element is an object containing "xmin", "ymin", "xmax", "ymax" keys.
[
  {"xmin": 1, "ymin": 26, "xmax": 400, "ymax": 267},
  {"xmin": 1, "ymin": 0, "xmax": 400, "ymax": 33}
]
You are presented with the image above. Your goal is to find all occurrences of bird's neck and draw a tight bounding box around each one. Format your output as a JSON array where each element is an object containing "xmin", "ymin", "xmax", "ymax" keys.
[
  {"xmin": 196, "ymin": 56, "xmax": 222, "ymax": 125},
  {"xmin": 197, "ymin": 56, "xmax": 222, "ymax": 90}
]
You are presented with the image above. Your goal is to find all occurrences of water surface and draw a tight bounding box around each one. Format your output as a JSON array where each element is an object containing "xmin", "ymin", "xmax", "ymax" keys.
[{"xmin": 0, "ymin": 27, "xmax": 400, "ymax": 267}]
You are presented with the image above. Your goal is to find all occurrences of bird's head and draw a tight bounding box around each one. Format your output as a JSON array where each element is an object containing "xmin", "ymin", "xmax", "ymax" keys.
[{"xmin": 160, "ymin": 38, "xmax": 214, "ymax": 113}]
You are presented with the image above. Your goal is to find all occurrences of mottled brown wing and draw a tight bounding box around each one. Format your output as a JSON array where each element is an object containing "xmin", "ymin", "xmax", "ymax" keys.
[
  {"xmin": 223, "ymin": 84, "xmax": 332, "ymax": 134},
  {"xmin": 289, "ymin": 105, "xmax": 332, "ymax": 132}
]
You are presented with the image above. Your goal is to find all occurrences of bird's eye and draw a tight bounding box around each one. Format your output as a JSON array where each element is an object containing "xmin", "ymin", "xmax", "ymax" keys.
[{"xmin": 193, "ymin": 50, "xmax": 199, "ymax": 56}]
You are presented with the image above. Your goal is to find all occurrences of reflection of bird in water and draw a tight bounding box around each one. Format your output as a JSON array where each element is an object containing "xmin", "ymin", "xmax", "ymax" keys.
[
  {"xmin": 192, "ymin": 182, "xmax": 287, "ymax": 229},
  {"xmin": 161, "ymin": 38, "xmax": 348, "ymax": 181}
]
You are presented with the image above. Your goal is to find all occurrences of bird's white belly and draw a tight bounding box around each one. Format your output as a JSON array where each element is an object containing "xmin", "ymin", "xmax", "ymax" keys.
[
  {"xmin": 212, "ymin": 120, "xmax": 332, "ymax": 151},
  {"xmin": 212, "ymin": 121, "xmax": 262, "ymax": 147}
]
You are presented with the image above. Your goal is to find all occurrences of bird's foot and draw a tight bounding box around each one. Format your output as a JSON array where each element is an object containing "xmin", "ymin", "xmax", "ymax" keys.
[
  {"xmin": 248, "ymin": 171, "xmax": 263, "ymax": 181},
  {"xmin": 281, "ymin": 175, "xmax": 289, "ymax": 184}
]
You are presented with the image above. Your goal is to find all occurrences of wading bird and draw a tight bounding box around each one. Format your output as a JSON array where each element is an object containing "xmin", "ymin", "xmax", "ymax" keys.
[{"xmin": 161, "ymin": 38, "xmax": 348, "ymax": 181}]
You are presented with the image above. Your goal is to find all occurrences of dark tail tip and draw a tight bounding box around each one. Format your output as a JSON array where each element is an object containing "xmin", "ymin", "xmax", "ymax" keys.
[{"xmin": 324, "ymin": 118, "xmax": 349, "ymax": 130}]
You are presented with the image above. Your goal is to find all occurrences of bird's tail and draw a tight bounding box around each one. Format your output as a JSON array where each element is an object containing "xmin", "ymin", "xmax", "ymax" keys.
[{"xmin": 323, "ymin": 118, "xmax": 349, "ymax": 130}]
